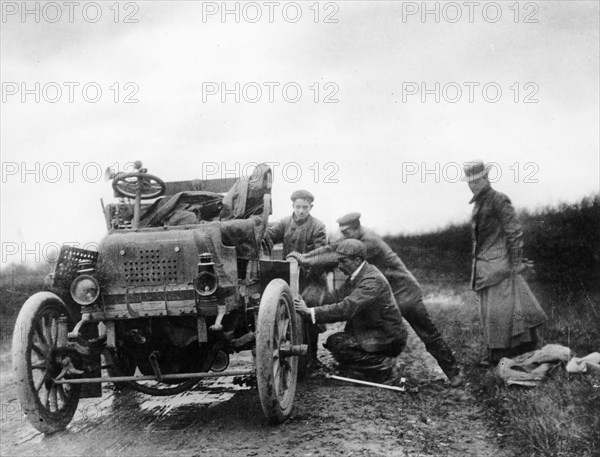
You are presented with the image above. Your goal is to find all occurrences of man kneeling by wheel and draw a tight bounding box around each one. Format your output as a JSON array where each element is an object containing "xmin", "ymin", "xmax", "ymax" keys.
[{"xmin": 294, "ymin": 239, "xmax": 407, "ymax": 384}]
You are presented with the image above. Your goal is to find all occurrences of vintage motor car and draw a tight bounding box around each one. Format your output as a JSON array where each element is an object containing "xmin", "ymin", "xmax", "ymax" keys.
[{"xmin": 11, "ymin": 161, "xmax": 309, "ymax": 433}]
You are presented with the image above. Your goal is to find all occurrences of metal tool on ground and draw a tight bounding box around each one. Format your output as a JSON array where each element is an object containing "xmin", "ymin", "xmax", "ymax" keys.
[{"xmin": 326, "ymin": 373, "xmax": 406, "ymax": 392}]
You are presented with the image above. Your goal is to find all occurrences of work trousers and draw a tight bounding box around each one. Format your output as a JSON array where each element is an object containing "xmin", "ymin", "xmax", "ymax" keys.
[
  {"xmin": 397, "ymin": 295, "xmax": 460, "ymax": 378},
  {"xmin": 300, "ymin": 271, "xmax": 328, "ymax": 364},
  {"xmin": 324, "ymin": 332, "xmax": 404, "ymax": 383}
]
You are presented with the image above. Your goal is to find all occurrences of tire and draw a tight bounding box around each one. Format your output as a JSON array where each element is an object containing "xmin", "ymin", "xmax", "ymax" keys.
[
  {"xmin": 256, "ymin": 279, "xmax": 299, "ymax": 424},
  {"xmin": 127, "ymin": 377, "xmax": 199, "ymax": 396},
  {"xmin": 111, "ymin": 343, "xmax": 201, "ymax": 396},
  {"xmin": 105, "ymin": 346, "xmax": 136, "ymax": 392},
  {"xmin": 12, "ymin": 292, "xmax": 81, "ymax": 434},
  {"xmin": 109, "ymin": 320, "xmax": 210, "ymax": 396}
]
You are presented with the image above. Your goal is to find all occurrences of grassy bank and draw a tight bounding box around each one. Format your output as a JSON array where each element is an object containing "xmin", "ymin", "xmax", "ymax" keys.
[
  {"xmin": 423, "ymin": 279, "xmax": 599, "ymax": 457},
  {"xmin": 405, "ymin": 195, "xmax": 600, "ymax": 457},
  {"xmin": 0, "ymin": 264, "xmax": 49, "ymax": 346}
]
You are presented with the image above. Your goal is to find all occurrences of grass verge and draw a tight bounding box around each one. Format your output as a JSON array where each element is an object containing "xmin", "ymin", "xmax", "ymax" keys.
[{"xmin": 424, "ymin": 278, "xmax": 600, "ymax": 457}]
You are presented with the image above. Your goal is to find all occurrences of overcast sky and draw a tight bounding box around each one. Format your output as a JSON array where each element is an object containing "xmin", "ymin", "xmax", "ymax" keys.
[{"xmin": 1, "ymin": 1, "xmax": 598, "ymax": 266}]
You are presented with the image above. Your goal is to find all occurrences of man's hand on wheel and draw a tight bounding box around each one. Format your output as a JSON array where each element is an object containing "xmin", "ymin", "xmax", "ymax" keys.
[
  {"xmin": 286, "ymin": 252, "xmax": 306, "ymax": 266},
  {"xmin": 294, "ymin": 296, "xmax": 310, "ymax": 317}
]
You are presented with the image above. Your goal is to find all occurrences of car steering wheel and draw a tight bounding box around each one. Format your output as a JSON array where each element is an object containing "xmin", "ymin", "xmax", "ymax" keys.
[{"xmin": 112, "ymin": 172, "xmax": 166, "ymax": 199}]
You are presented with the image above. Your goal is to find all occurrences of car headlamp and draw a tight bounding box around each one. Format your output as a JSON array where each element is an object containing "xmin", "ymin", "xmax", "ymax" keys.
[
  {"xmin": 194, "ymin": 252, "xmax": 218, "ymax": 296},
  {"xmin": 194, "ymin": 271, "xmax": 218, "ymax": 296},
  {"xmin": 70, "ymin": 275, "xmax": 100, "ymax": 306}
]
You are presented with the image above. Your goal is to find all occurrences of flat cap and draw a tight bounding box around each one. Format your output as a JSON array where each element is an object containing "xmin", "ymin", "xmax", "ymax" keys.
[
  {"xmin": 290, "ymin": 189, "xmax": 314, "ymax": 203},
  {"xmin": 336, "ymin": 239, "xmax": 367, "ymax": 259},
  {"xmin": 336, "ymin": 212, "xmax": 361, "ymax": 228}
]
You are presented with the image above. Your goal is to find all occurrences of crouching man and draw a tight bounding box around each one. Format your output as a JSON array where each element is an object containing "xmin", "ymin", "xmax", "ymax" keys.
[{"xmin": 294, "ymin": 239, "xmax": 407, "ymax": 384}]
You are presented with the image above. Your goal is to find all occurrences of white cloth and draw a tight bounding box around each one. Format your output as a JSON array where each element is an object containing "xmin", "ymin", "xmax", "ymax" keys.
[
  {"xmin": 566, "ymin": 352, "xmax": 600, "ymax": 373},
  {"xmin": 497, "ymin": 345, "xmax": 600, "ymax": 387},
  {"xmin": 309, "ymin": 308, "xmax": 316, "ymax": 324},
  {"xmin": 496, "ymin": 344, "xmax": 571, "ymax": 387}
]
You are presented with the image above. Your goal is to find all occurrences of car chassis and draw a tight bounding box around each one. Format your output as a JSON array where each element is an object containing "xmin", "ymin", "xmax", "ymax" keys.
[{"xmin": 11, "ymin": 162, "xmax": 307, "ymax": 433}]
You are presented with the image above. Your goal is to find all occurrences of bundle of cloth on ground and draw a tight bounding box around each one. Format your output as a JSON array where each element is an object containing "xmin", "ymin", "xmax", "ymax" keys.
[{"xmin": 496, "ymin": 344, "xmax": 600, "ymax": 387}]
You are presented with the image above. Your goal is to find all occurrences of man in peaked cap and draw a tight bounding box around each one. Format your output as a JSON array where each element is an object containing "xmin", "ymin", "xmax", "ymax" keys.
[
  {"xmin": 290, "ymin": 212, "xmax": 464, "ymax": 387},
  {"xmin": 294, "ymin": 239, "xmax": 407, "ymax": 383},
  {"xmin": 265, "ymin": 189, "xmax": 328, "ymax": 370},
  {"xmin": 265, "ymin": 189, "xmax": 327, "ymax": 257},
  {"xmin": 336, "ymin": 212, "xmax": 362, "ymax": 228}
]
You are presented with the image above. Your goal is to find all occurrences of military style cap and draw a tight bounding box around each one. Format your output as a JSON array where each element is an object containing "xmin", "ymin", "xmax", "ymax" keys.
[
  {"xmin": 336, "ymin": 239, "xmax": 367, "ymax": 259},
  {"xmin": 290, "ymin": 189, "xmax": 314, "ymax": 203},
  {"xmin": 336, "ymin": 212, "xmax": 361, "ymax": 228}
]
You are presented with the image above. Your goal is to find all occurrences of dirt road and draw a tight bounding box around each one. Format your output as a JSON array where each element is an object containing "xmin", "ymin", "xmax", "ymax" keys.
[{"xmin": 1, "ymin": 296, "xmax": 507, "ymax": 457}]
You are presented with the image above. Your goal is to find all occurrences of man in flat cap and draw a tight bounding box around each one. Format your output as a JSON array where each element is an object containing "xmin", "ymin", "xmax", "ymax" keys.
[
  {"xmin": 265, "ymin": 189, "xmax": 327, "ymax": 257},
  {"xmin": 294, "ymin": 239, "xmax": 407, "ymax": 383},
  {"xmin": 290, "ymin": 213, "xmax": 464, "ymax": 387},
  {"xmin": 265, "ymin": 190, "xmax": 328, "ymax": 369}
]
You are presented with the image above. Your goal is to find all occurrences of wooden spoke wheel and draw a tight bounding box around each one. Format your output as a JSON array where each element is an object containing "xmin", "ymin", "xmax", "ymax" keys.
[
  {"xmin": 127, "ymin": 376, "xmax": 199, "ymax": 396},
  {"xmin": 12, "ymin": 292, "xmax": 81, "ymax": 433},
  {"xmin": 127, "ymin": 362, "xmax": 200, "ymax": 397},
  {"xmin": 256, "ymin": 279, "xmax": 300, "ymax": 424},
  {"xmin": 106, "ymin": 345, "xmax": 203, "ymax": 396}
]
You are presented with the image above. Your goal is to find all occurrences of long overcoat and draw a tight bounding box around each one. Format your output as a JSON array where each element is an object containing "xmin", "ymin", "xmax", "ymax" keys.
[
  {"xmin": 470, "ymin": 186, "xmax": 522, "ymax": 290},
  {"xmin": 470, "ymin": 185, "xmax": 547, "ymax": 348}
]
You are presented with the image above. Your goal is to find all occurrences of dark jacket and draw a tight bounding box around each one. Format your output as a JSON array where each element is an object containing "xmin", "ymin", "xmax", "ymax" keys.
[
  {"xmin": 355, "ymin": 228, "xmax": 422, "ymax": 302},
  {"xmin": 314, "ymin": 262, "xmax": 407, "ymax": 353},
  {"xmin": 470, "ymin": 185, "xmax": 523, "ymax": 290},
  {"xmin": 266, "ymin": 214, "xmax": 327, "ymax": 257},
  {"xmin": 302, "ymin": 228, "xmax": 422, "ymax": 303}
]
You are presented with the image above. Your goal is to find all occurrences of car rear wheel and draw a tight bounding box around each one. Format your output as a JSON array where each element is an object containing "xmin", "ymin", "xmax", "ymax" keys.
[
  {"xmin": 113, "ymin": 347, "xmax": 202, "ymax": 396},
  {"xmin": 12, "ymin": 292, "xmax": 81, "ymax": 433},
  {"xmin": 256, "ymin": 279, "xmax": 299, "ymax": 424}
]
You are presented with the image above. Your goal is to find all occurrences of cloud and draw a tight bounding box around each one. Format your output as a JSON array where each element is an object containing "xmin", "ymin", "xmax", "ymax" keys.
[{"xmin": 1, "ymin": 1, "xmax": 598, "ymax": 265}]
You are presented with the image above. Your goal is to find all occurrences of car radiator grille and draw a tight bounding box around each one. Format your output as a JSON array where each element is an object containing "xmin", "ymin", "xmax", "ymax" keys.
[{"xmin": 123, "ymin": 248, "xmax": 184, "ymax": 285}]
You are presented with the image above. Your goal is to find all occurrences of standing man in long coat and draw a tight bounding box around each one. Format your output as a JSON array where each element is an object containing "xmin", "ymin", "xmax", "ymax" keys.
[
  {"xmin": 463, "ymin": 160, "xmax": 548, "ymax": 366},
  {"xmin": 289, "ymin": 213, "xmax": 464, "ymax": 387}
]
